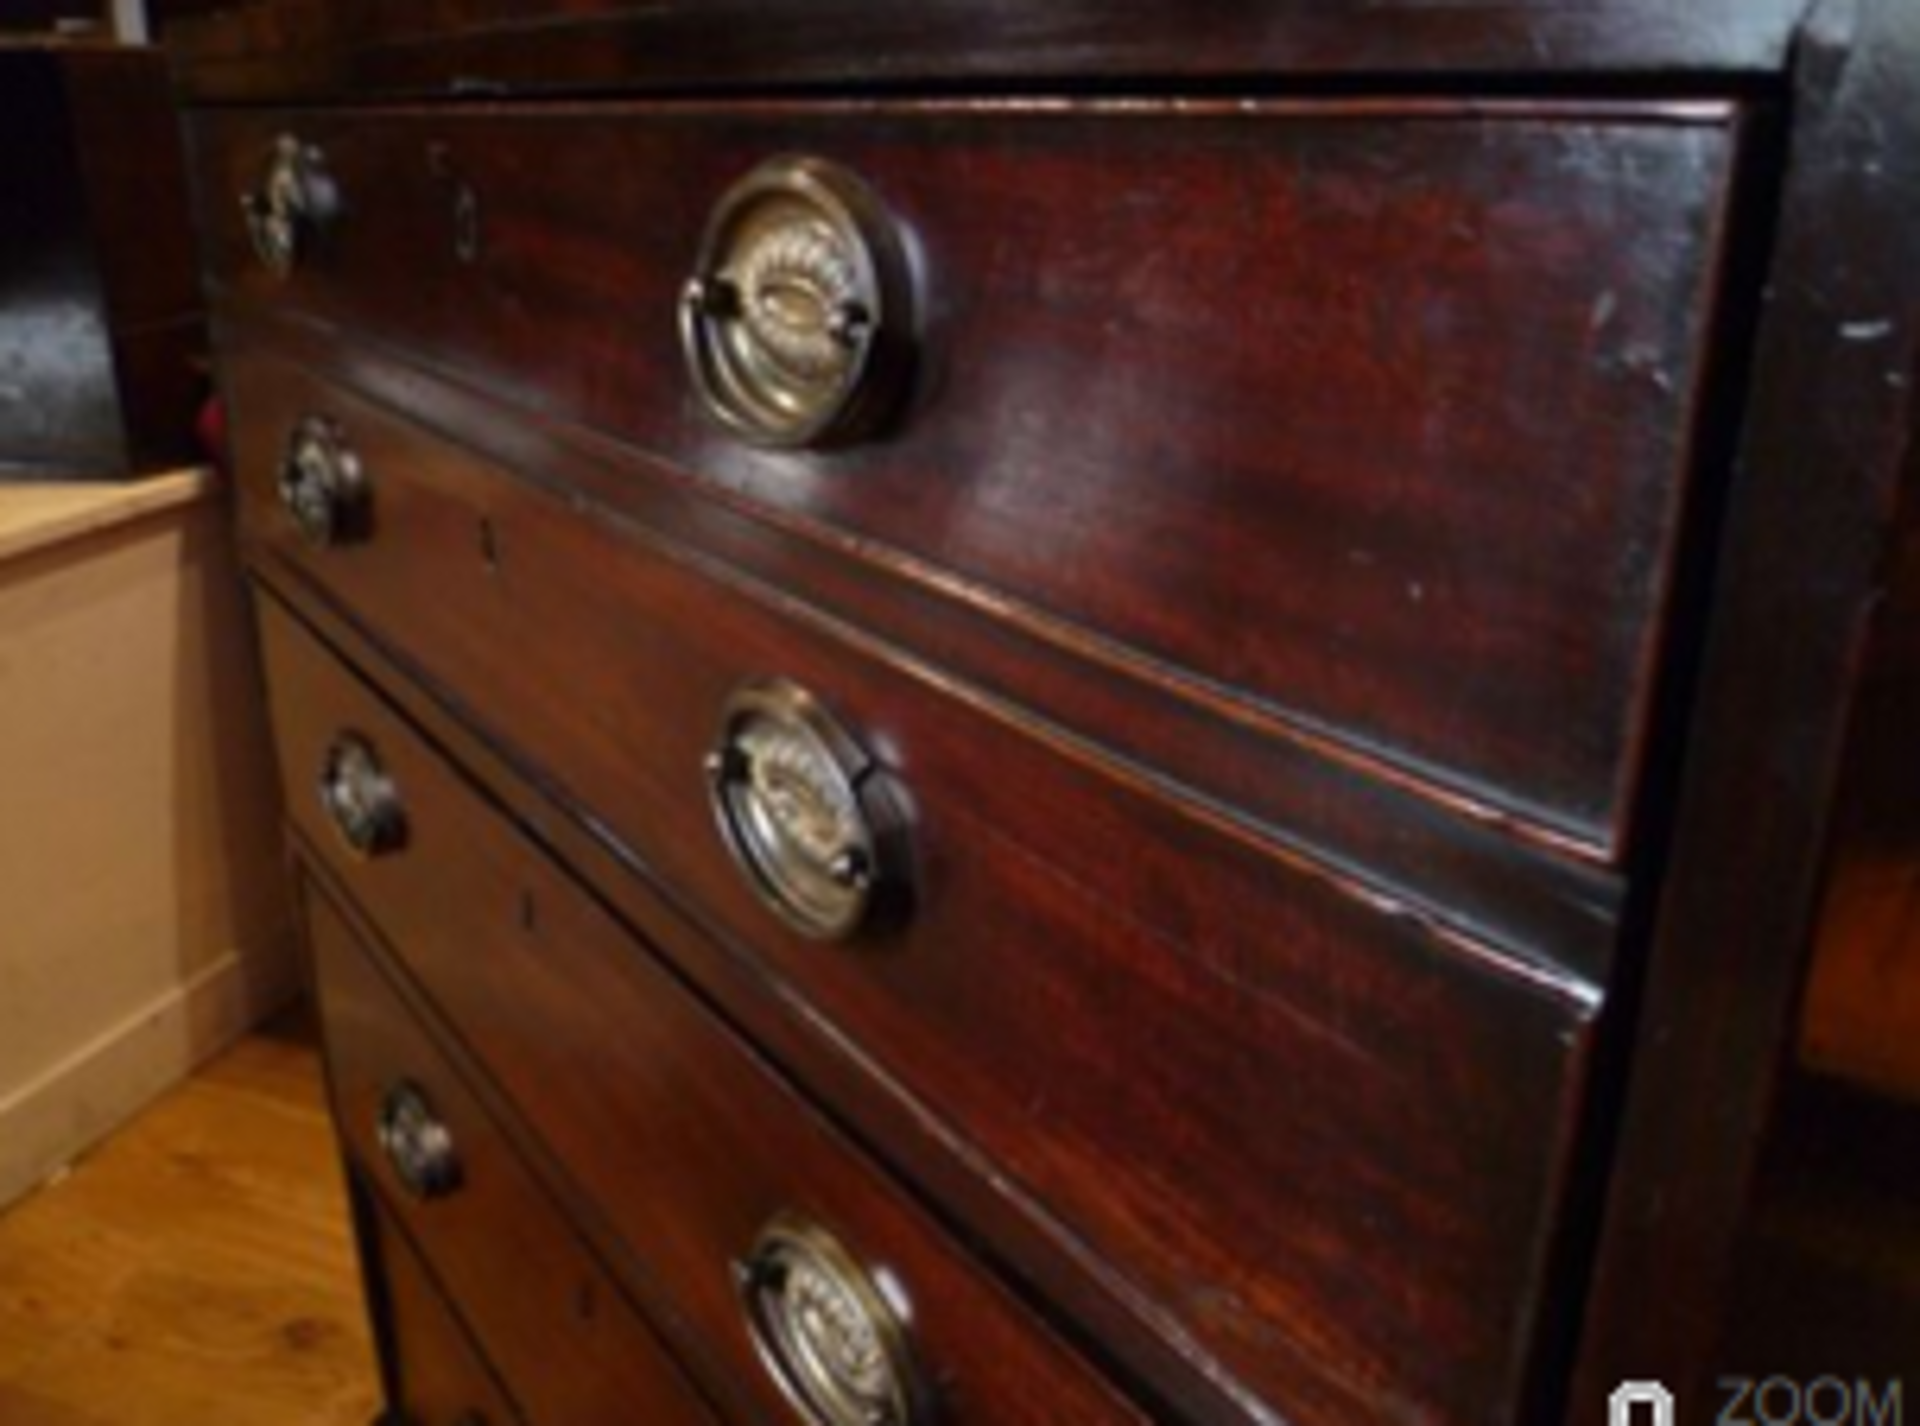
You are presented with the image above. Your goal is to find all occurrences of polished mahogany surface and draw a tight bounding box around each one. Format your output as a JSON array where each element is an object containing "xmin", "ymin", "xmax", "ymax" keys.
[
  {"xmin": 358, "ymin": 1205, "xmax": 521, "ymax": 1426},
  {"xmin": 1570, "ymin": 0, "xmax": 1920, "ymax": 1411},
  {"xmin": 176, "ymin": 0, "xmax": 1920, "ymax": 1422},
  {"xmin": 1800, "ymin": 433, "xmax": 1920, "ymax": 1100},
  {"xmin": 169, "ymin": 0, "xmax": 1804, "ymax": 100},
  {"xmin": 241, "ymin": 348, "xmax": 1597, "ymax": 1422},
  {"xmin": 224, "ymin": 317, "xmax": 1627, "ymax": 984},
  {"xmin": 196, "ymin": 101, "xmax": 1744, "ymax": 853},
  {"xmin": 304, "ymin": 877, "xmax": 717, "ymax": 1426},
  {"xmin": 271, "ymin": 597, "xmax": 1145, "ymax": 1426}
]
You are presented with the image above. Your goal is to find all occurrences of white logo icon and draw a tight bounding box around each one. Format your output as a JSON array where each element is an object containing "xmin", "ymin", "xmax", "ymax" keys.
[{"xmin": 1611, "ymin": 1381, "xmax": 1676, "ymax": 1426}]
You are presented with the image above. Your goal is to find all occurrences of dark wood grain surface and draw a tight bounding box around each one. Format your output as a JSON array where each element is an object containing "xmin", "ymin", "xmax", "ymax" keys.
[
  {"xmin": 1570, "ymin": 0, "xmax": 1920, "ymax": 1412},
  {"xmin": 356, "ymin": 1205, "xmax": 523, "ymax": 1426},
  {"xmin": 65, "ymin": 49, "xmax": 209, "ymax": 474},
  {"xmin": 251, "ymin": 415, "xmax": 1600, "ymax": 1424},
  {"xmin": 1716, "ymin": 1073, "xmax": 1920, "ymax": 1380},
  {"xmin": 61, "ymin": 50, "xmax": 202, "ymax": 334},
  {"xmin": 197, "ymin": 101, "xmax": 1742, "ymax": 855},
  {"xmin": 167, "ymin": 0, "xmax": 1809, "ymax": 102},
  {"xmin": 283, "ymin": 647, "xmax": 1144, "ymax": 1426},
  {"xmin": 246, "ymin": 558, "xmax": 1277, "ymax": 1425},
  {"xmin": 223, "ymin": 321, "xmax": 1630, "ymax": 982},
  {"xmin": 176, "ymin": 0, "xmax": 1920, "ymax": 1418},
  {"xmin": 303, "ymin": 876, "xmax": 719, "ymax": 1426},
  {"xmin": 1799, "ymin": 343, "xmax": 1920, "ymax": 1099}
]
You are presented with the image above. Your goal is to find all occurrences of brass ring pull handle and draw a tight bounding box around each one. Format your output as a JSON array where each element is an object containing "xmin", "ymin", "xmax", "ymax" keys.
[
  {"xmin": 376, "ymin": 1081, "xmax": 461, "ymax": 1202},
  {"xmin": 319, "ymin": 733, "xmax": 406, "ymax": 859},
  {"xmin": 737, "ymin": 1215, "xmax": 926, "ymax": 1426},
  {"xmin": 681, "ymin": 156, "xmax": 915, "ymax": 448},
  {"xmin": 705, "ymin": 681, "xmax": 907, "ymax": 941},
  {"xmin": 279, "ymin": 416, "xmax": 370, "ymax": 548},
  {"xmin": 241, "ymin": 133, "xmax": 338, "ymax": 278}
]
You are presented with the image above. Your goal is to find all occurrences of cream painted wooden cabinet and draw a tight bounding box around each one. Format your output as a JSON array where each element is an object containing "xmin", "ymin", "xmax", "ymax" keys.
[{"xmin": 0, "ymin": 471, "xmax": 295, "ymax": 1209}]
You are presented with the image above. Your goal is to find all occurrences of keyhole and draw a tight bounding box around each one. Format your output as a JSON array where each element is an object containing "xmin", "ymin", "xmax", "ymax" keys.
[
  {"xmin": 478, "ymin": 514, "xmax": 501, "ymax": 575},
  {"xmin": 452, "ymin": 183, "xmax": 482, "ymax": 265},
  {"xmin": 428, "ymin": 141, "xmax": 483, "ymax": 266}
]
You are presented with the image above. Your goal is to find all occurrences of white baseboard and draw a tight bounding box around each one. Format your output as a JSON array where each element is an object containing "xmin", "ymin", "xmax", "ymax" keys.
[{"xmin": 0, "ymin": 941, "xmax": 301, "ymax": 1213}]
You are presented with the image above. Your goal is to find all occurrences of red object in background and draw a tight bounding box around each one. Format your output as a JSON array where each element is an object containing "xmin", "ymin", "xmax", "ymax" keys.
[{"xmin": 196, "ymin": 391, "xmax": 228, "ymax": 474}]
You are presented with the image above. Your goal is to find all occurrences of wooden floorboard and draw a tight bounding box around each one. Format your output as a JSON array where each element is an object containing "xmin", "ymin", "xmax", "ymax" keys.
[{"xmin": 0, "ymin": 1011, "xmax": 379, "ymax": 1425}]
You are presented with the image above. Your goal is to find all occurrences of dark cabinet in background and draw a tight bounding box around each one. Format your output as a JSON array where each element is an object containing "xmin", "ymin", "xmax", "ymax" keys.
[{"xmin": 0, "ymin": 45, "xmax": 202, "ymax": 480}]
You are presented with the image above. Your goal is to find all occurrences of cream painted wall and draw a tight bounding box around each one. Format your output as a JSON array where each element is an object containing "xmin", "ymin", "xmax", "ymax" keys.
[{"xmin": 0, "ymin": 474, "xmax": 296, "ymax": 1210}]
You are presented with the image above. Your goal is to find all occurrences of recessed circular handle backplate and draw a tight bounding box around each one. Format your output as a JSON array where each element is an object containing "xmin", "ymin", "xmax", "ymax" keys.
[
  {"xmin": 319, "ymin": 733, "xmax": 406, "ymax": 860},
  {"xmin": 241, "ymin": 133, "xmax": 338, "ymax": 278},
  {"xmin": 680, "ymin": 156, "xmax": 915, "ymax": 448},
  {"xmin": 738, "ymin": 1214, "xmax": 926, "ymax": 1426},
  {"xmin": 705, "ymin": 681, "xmax": 907, "ymax": 940},
  {"xmin": 279, "ymin": 416, "xmax": 370, "ymax": 548}
]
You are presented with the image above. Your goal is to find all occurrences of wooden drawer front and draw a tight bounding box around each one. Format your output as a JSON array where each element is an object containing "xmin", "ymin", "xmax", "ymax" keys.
[
  {"xmin": 301, "ymin": 876, "xmax": 714, "ymax": 1426},
  {"xmin": 273, "ymin": 601, "xmax": 1147, "ymax": 1426},
  {"xmin": 253, "ymin": 410, "xmax": 1598, "ymax": 1426},
  {"xmin": 199, "ymin": 101, "xmax": 1742, "ymax": 852},
  {"xmin": 363, "ymin": 1202, "xmax": 521, "ymax": 1426}
]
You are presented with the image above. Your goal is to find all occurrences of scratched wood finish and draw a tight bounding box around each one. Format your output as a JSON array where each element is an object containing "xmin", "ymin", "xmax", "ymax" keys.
[
  {"xmin": 196, "ymin": 102, "xmax": 1742, "ymax": 854},
  {"xmin": 254, "ymin": 552, "xmax": 1336, "ymax": 1426},
  {"xmin": 174, "ymin": 0, "xmax": 1920, "ymax": 1416},
  {"xmin": 301, "ymin": 877, "xmax": 719, "ymax": 1426},
  {"xmin": 288, "ymin": 694, "xmax": 1143, "ymax": 1426},
  {"xmin": 166, "ymin": 0, "xmax": 1806, "ymax": 101},
  {"xmin": 250, "ymin": 412, "xmax": 1598, "ymax": 1424},
  {"xmin": 221, "ymin": 324, "xmax": 1628, "ymax": 981},
  {"xmin": 1571, "ymin": 0, "xmax": 1920, "ymax": 1412}
]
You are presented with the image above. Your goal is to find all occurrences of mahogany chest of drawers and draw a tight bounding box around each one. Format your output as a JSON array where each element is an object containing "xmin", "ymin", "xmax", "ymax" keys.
[{"xmin": 172, "ymin": 4, "xmax": 1920, "ymax": 1422}]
